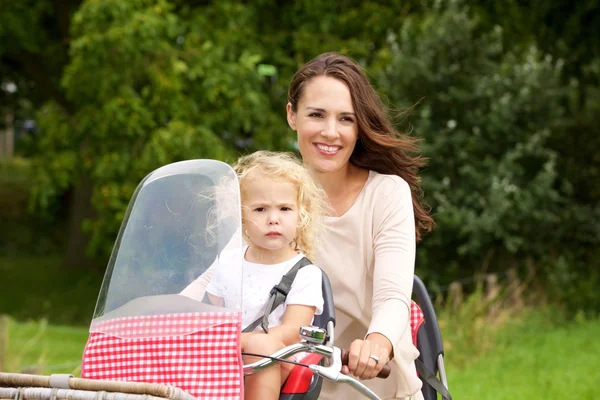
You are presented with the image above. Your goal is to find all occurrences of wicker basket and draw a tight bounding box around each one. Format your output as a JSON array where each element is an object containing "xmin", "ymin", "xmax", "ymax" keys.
[{"xmin": 0, "ymin": 373, "xmax": 197, "ymax": 400}]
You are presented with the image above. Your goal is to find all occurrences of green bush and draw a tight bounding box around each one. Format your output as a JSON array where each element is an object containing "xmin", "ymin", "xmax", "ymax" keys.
[
  {"xmin": 373, "ymin": 2, "xmax": 599, "ymax": 313},
  {"xmin": 0, "ymin": 157, "xmax": 31, "ymax": 218},
  {"xmin": 0, "ymin": 158, "xmax": 63, "ymax": 256}
]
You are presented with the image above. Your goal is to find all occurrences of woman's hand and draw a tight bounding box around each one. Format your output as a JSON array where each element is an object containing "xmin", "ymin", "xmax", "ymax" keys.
[{"xmin": 342, "ymin": 334, "xmax": 392, "ymax": 380}]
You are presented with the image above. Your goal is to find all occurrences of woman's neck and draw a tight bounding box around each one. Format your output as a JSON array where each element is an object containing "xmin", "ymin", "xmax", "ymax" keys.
[
  {"xmin": 312, "ymin": 163, "xmax": 354, "ymax": 196},
  {"xmin": 311, "ymin": 163, "xmax": 369, "ymax": 217}
]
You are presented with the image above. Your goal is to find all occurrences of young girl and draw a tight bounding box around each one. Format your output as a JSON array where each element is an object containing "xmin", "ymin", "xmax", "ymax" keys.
[{"xmin": 186, "ymin": 150, "xmax": 328, "ymax": 400}]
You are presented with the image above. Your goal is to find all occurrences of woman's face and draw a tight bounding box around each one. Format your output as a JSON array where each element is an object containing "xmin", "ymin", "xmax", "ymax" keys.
[{"xmin": 287, "ymin": 76, "xmax": 358, "ymax": 174}]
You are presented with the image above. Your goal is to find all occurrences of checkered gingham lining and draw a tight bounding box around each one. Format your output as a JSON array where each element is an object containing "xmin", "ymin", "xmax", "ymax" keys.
[
  {"xmin": 410, "ymin": 300, "xmax": 425, "ymax": 347},
  {"xmin": 81, "ymin": 312, "xmax": 243, "ymax": 400}
]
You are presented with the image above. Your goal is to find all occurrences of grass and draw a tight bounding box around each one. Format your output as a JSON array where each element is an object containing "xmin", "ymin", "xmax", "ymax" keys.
[
  {"xmin": 2, "ymin": 311, "xmax": 598, "ymax": 399},
  {"xmin": 447, "ymin": 312, "xmax": 599, "ymax": 399},
  {"xmin": 1, "ymin": 316, "xmax": 88, "ymax": 375}
]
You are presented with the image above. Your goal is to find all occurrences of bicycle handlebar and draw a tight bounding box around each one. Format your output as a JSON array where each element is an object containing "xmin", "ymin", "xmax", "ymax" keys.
[
  {"xmin": 340, "ymin": 349, "xmax": 391, "ymax": 379},
  {"xmin": 243, "ymin": 342, "xmax": 390, "ymax": 400}
]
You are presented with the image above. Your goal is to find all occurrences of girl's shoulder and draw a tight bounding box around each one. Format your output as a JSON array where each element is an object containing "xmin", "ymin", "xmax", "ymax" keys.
[{"xmin": 294, "ymin": 254, "xmax": 323, "ymax": 278}]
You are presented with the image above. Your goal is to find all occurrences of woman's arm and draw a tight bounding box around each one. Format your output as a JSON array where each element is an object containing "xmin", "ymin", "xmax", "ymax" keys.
[
  {"xmin": 369, "ymin": 176, "xmax": 415, "ymax": 350},
  {"xmin": 346, "ymin": 176, "xmax": 415, "ymax": 379},
  {"xmin": 207, "ymin": 293, "xmax": 224, "ymax": 306}
]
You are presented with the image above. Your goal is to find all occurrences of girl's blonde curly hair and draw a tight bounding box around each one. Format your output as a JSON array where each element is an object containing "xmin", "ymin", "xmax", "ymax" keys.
[{"xmin": 232, "ymin": 150, "xmax": 328, "ymax": 261}]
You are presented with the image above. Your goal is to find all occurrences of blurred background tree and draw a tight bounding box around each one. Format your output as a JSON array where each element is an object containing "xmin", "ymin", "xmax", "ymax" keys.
[{"xmin": 1, "ymin": 0, "xmax": 598, "ymax": 315}]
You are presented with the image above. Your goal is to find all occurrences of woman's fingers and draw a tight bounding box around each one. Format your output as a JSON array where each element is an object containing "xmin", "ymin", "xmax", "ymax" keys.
[
  {"xmin": 367, "ymin": 345, "xmax": 389, "ymax": 380},
  {"xmin": 355, "ymin": 339, "xmax": 372, "ymax": 378},
  {"xmin": 360, "ymin": 341, "xmax": 379, "ymax": 380},
  {"xmin": 356, "ymin": 341, "xmax": 379, "ymax": 380},
  {"xmin": 347, "ymin": 339, "xmax": 363, "ymax": 375},
  {"xmin": 346, "ymin": 340, "xmax": 390, "ymax": 380},
  {"xmin": 347, "ymin": 339, "xmax": 391, "ymax": 380}
]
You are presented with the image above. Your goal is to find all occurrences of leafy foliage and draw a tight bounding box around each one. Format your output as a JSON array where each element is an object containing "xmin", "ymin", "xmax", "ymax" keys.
[
  {"xmin": 1, "ymin": 0, "xmax": 598, "ymax": 313},
  {"xmin": 372, "ymin": 2, "xmax": 599, "ymax": 312}
]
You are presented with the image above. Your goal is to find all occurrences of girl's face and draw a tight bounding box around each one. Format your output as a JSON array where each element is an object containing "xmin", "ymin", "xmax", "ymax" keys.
[
  {"xmin": 242, "ymin": 173, "xmax": 299, "ymax": 259},
  {"xmin": 287, "ymin": 76, "xmax": 358, "ymax": 174}
]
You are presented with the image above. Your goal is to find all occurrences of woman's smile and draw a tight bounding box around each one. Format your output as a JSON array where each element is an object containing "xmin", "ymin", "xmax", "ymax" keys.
[{"xmin": 314, "ymin": 142, "xmax": 343, "ymax": 156}]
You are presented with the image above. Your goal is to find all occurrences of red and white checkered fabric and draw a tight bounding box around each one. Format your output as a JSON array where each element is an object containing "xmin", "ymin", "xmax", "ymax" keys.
[
  {"xmin": 81, "ymin": 312, "xmax": 243, "ymax": 400},
  {"xmin": 410, "ymin": 300, "xmax": 425, "ymax": 347}
]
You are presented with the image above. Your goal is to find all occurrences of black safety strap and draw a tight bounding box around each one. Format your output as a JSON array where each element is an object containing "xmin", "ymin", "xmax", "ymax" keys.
[
  {"xmin": 242, "ymin": 256, "xmax": 313, "ymax": 333},
  {"xmin": 415, "ymin": 359, "xmax": 452, "ymax": 400}
]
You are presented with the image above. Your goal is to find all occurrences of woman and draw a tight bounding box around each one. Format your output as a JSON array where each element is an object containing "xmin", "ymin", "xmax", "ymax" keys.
[{"xmin": 286, "ymin": 52, "xmax": 434, "ymax": 400}]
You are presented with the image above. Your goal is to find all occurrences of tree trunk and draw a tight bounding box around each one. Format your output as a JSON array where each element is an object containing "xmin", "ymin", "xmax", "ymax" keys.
[{"xmin": 63, "ymin": 172, "xmax": 100, "ymax": 269}]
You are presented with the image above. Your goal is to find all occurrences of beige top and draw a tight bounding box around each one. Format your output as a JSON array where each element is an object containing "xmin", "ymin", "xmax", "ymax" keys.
[{"xmin": 315, "ymin": 170, "xmax": 424, "ymax": 400}]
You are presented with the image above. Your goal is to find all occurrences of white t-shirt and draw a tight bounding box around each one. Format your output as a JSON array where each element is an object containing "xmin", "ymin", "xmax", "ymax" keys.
[{"xmin": 206, "ymin": 248, "xmax": 324, "ymax": 330}]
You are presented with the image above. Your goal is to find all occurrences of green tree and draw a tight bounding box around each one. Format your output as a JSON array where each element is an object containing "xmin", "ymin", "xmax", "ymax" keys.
[
  {"xmin": 471, "ymin": 0, "xmax": 600, "ymax": 258},
  {"xmin": 8, "ymin": 0, "xmax": 424, "ymax": 266},
  {"xmin": 0, "ymin": 0, "xmax": 77, "ymax": 115},
  {"xmin": 0, "ymin": 0, "xmax": 82, "ymax": 257},
  {"xmin": 3, "ymin": 0, "xmax": 597, "ymax": 313},
  {"xmin": 373, "ymin": 1, "xmax": 599, "ymax": 312},
  {"xmin": 32, "ymin": 0, "xmax": 296, "ymax": 263}
]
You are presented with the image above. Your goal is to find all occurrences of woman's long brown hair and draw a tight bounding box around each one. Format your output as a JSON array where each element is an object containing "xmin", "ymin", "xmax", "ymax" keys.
[{"xmin": 288, "ymin": 52, "xmax": 434, "ymax": 241}]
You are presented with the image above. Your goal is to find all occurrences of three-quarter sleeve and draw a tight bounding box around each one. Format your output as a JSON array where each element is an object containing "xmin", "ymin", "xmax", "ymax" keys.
[{"xmin": 366, "ymin": 176, "xmax": 416, "ymax": 357}]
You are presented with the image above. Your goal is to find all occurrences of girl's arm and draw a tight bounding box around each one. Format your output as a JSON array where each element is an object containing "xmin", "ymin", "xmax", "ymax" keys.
[
  {"xmin": 241, "ymin": 305, "xmax": 315, "ymax": 350},
  {"xmin": 245, "ymin": 264, "xmax": 323, "ymax": 348},
  {"xmin": 264, "ymin": 304, "xmax": 317, "ymax": 346}
]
